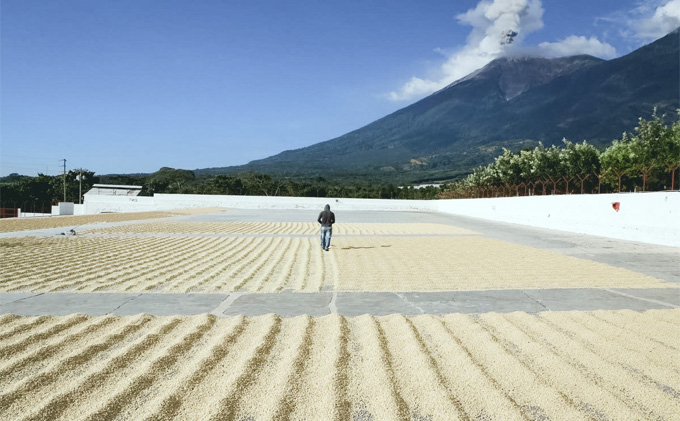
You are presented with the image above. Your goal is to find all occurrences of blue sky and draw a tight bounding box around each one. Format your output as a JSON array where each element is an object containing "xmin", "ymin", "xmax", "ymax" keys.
[{"xmin": 1, "ymin": 0, "xmax": 679, "ymax": 176}]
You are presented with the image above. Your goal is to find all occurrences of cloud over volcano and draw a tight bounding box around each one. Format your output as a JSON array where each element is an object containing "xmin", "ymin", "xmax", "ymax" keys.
[{"xmin": 388, "ymin": 0, "xmax": 677, "ymax": 102}]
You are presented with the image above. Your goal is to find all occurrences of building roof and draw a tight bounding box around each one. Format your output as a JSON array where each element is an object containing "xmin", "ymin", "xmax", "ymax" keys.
[
  {"xmin": 91, "ymin": 184, "xmax": 143, "ymax": 189},
  {"xmin": 85, "ymin": 184, "xmax": 143, "ymax": 196}
]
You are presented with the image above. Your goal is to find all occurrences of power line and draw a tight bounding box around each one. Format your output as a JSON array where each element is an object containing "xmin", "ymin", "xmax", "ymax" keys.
[
  {"xmin": 0, "ymin": 155, "xmax": 63, "ymax": 176},
  {"xmin": 0, "ymin": 153, "xmax": 60, "ymax": 160},
  {"xmin": 2, "ymin": 158, "xmax": 91, "ymax": 178},
  {"xmin": 1, "ymin": 157, "xmax": 68, "ymax": 176},
  {"xmin": 1, "ymin": 163, "xmax": 60, "ymax": 171}
]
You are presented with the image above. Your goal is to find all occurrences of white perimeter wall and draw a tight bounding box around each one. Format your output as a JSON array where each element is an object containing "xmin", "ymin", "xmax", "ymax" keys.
[
  {"xmin": 433, "ymin": 192, "xmax": 679, "ymax": 247},
  {"xmin": 82, "ymin": 194, "xmax": 436, "ymax": 214},
  {"xmin": 82, "ymin": 191, "xmax": 680, "ymax": 247}
]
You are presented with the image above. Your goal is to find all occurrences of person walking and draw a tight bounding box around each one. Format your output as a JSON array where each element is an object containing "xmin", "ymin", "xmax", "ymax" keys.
[{"xmin": 317, "ymin": 204, "xmax": 335, "ymax": 251}]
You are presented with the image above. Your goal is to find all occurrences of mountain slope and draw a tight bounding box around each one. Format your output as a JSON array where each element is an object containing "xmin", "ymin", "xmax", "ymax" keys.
[{"xmin": 221, "ymin": 29, "xmax": 680, "ymax": 180}]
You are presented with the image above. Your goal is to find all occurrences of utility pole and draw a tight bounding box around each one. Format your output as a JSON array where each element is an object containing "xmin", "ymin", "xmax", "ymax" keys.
[
  {"xmin": 62, "ymin": 159, "xmax": 67, "ymax": 202},
  {"xmin": 79, "ymin": 169, "xmax": 82, "ymax": 204}
]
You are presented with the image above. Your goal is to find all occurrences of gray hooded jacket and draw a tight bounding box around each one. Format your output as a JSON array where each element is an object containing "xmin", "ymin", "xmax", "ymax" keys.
[{"xmin": 317, "ymin": 204, "xmax": 335, "ymax": 227}]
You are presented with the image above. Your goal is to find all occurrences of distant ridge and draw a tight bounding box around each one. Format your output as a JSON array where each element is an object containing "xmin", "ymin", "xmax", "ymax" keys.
[{"xmin": 203, "ymin": 29, "xmax": 679, "ymax": 181}]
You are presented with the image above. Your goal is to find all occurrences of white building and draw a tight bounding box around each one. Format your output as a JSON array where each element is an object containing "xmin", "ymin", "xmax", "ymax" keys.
[{"xmin": 85, "ymin": 184, "xmax": 143, "ymax": 197}]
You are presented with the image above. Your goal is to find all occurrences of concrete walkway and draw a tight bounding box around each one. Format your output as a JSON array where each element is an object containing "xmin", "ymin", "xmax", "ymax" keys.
[
  {"xmin": 0, "ymin": 288, "xmax": 678, "ymax": 317},
  {"xmin": 2, "ymin": 209, "xmax": 678, "ymax": 316}
]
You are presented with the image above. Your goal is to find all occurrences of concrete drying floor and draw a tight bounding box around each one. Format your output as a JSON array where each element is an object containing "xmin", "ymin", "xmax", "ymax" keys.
[
  {"xmin": 2, "ymin": 208, "xmax": 679, "ymax": 420},
  {"xmin": 1, "ymin": 208, "xmax": 678, "ymax": 315}
]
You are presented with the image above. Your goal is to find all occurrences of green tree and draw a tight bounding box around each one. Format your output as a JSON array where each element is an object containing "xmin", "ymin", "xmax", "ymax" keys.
[
  {"xmin": 601, "ymin": 134, "xmax": 634, "ymax": 192},
  {"xmin": 146, "ymin": 167, "xmax": 196, "ymax": 193},
  {"xmin": 65, "ymin": 169, "xmax": 97, "ymax": 203},
  {"xmin": 494, "ymin": 148, "xmax": 523, "ymax": 195},
  {"xmin": 211, "ymin": 175, "xmax": 245, "ymax": 195},
  {"xmin": 242, "ymin": 173, "xmax": 287, "ymax": 196},
  {"xmin": 517, "ymin": 148, "xmax": 537, "ymax": 195},
  {"xmin": 629, "ymin": 110, "xmax": 668, "ymax": 191},
  {"xmin": 560, "ymin": 139, "xmax": 577, "ymax": 194},
  {"xmin": 528, "ymin": 144, "xmax": 546, "ymax": 195},
  {"xmin": 658, "ymin": 114, "xmax": 680, "ymax": 190},
  {"xmin": 568, "ymin": 141, "xmax": 600, "ymax": 194},
  {"xmin": 463, "ymin": 165, "xmax": 495, "ymax": 197},
  {"xmin": 534, "ymin": 144, "xmax": 563, "ymax": 194},
  {"xmin": 17, "ymin": 174, "xmax": 57, "ymax": 211},
  {"xmin": 629, "ymin": 136, "xmax": 654, "ymax": 192}
]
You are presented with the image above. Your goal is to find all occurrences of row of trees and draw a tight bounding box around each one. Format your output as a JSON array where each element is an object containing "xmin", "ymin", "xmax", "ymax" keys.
[
  {"xmin": 0, "ymin": 170, "xmax": 98, "ymax": 213},
  {"xmin": 441, "ymin": 111, "xmax": 680, "ymax": 198},
  {"xmin": 154, "ymin": 172, "xmax": 443, "ymax": 200},
  {"xmin": 1, "ymin": 168, "xmax": 443, "ymax": 213}
]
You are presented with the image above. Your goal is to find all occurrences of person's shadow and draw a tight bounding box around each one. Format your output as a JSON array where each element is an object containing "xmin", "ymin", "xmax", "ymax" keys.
[{"xmin": 340, "ymin": 245, "xmax": 391, "ymax": 250}]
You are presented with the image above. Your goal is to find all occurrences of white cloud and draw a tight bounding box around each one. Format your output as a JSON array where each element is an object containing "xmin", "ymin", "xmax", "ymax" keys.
[
  {"xmin": 388, "ymin": 77, "xmax": 442, "ymax": 102},
  {"xmin": 388, "ymin": 0, "xmax": 545, "ymax": 102},
  {"xmin": 537, "ymin": 36, "xmax": 617, "ymax": 59},
  {"xmin": 387, "ymin": 0, "xmax": 678, "ymax": 103},
  {"xmin": 386, "ymin": 0, "xmax": 661, "ymax": 102},
  {"xmin": 633, "ymin": 0, "xmax": 680, "ymax": 40}
]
